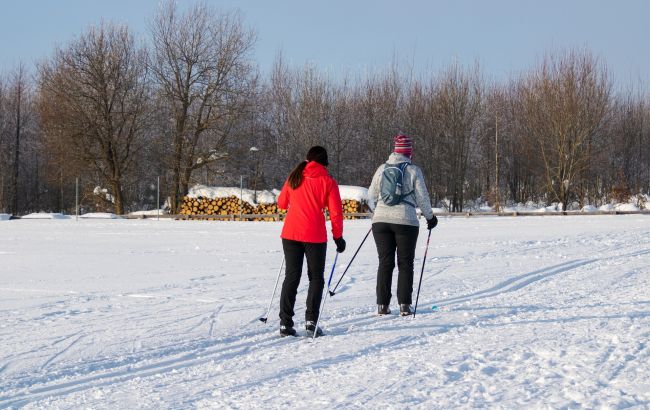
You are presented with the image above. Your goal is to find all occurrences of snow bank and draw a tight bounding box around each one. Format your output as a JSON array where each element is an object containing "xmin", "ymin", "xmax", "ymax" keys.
[
  {"xmin": 533, "ymin": 204, "xmax": 562, "ymax": 213},
  {"xmin": 254, "ymin": 190, "xmax": 277, "ymax": 204},
  {"xmin": 482, "ymin": 198, "xmax": 650, "ymax": 214},
  {"xmin": 615, "ymin": 203, "xmax": 640, "ymax": 212},
  {"xmin": 0, "ymin": 213, "xmax": 11, "ymax": 221},
  {"xmin": 502, "ymin": 201, "xmax": 550, "ymax": 213},
  {"xmin": 129, "ymin": 209, "xmax": 166, "ymax": 216},
  {"xmin": 187, "ymin": 185, "xmax": 276, "ymax": 205},
  {"xmin": 338, "ymin": 185, "xmax": 368, "ymax": 202},
  {"xmin": 79, "ymin": 213, "xmax": 120, "ymax": 219},
  {"xmin": 598, "ymin": 203, "xmax": 640, "ymax": 212},
  {"xmin": 20, "ymin": 213, "xmax": 71, "ymax": 220},
  {"xmin": 187, "ymin": 184, "xmax": 370, "ymax": 205}
]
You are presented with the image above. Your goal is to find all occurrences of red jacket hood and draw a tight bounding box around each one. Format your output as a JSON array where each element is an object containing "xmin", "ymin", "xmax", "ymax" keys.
[{"xmin": 303, "ymin": 161, "xmax": 329, "ymax": 178}]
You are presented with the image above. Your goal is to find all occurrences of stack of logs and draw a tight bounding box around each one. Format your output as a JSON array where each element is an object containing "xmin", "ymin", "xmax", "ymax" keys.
[
  {"xmin": 341, "ymin": 198, "xmax": 370, "ymax": 219},
  {"xmin": 179, "ymin": 196, "xmax": 368, "ymax": 221},
  {"xmin": 179, "ymin": 196, "xmax": 285, "ymax": 221}
]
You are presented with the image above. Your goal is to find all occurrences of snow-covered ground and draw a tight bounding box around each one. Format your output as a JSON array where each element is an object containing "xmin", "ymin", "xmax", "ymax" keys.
[
  {"xmin": 18, "ymin": 213, "xmax": 70, "ymax": 220},
  {"xmin": 1, "ymin": 216, "xmax": 649, "ymax": 409}
]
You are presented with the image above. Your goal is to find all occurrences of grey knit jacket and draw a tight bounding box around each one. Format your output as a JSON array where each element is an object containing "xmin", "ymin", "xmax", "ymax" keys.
[{"xmin": 368, "ymin": 153, "xmax": 434, "ymax": 227}]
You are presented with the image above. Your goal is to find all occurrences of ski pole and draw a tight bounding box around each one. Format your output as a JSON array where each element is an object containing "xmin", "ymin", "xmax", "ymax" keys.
[
  {"xmin": 329, "ymin": 227, "xmax": 372, "ymax": 296},
  {"xmin": 413, "ymin": 229, "xmax": 432, "ymax": 318},
  {"xmin": 259, "ymin": 257, "xmax": 285, "ymax": 323},
  {"xmin": 312, "ymin": 252, "xmax": 338, "ymax": 341}
]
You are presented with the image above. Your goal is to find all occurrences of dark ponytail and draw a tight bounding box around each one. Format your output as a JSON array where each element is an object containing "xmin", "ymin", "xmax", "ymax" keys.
[
  {"xmin": 287, "ymin": 146, "xmax": 329, "ymax": 189},
  {"xmin": 288, "ymin": 161, "xmax": 308, "ymax": 189}
]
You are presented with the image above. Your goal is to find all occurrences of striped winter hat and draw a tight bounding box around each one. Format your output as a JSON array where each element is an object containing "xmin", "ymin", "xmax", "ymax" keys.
[{"xmin": 394, "ymin": 134, "xmax": 413, "ymax": 158}]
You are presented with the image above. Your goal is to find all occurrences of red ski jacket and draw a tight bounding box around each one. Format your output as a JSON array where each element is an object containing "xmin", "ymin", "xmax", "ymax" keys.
[{"xmin": 277, "ymin": 161, "xmax": 344, "ymax": 243}]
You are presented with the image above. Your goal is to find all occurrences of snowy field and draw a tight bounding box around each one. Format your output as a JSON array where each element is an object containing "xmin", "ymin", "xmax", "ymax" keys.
[{"xmin": 1, "ymin": 216, "xmax": 649, "ymax": 409}]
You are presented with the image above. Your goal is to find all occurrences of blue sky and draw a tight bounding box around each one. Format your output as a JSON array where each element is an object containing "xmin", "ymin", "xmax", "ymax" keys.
[{"xmin": 1, "ymin": 0, "xmax": 649, "ymax": 87}]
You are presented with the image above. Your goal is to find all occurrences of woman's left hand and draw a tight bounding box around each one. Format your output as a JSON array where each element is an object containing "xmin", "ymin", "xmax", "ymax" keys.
[{"xmin": 334, "ymin": 237, "xmax": 346, "ymax": 253}]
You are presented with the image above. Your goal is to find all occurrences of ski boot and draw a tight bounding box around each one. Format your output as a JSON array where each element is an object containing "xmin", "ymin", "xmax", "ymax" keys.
[
  {"xmin": 305, "ymin": 321, "xmax": 324, "ymax": 337},
  {"xmin": 280, "ymin": 325, "xmax": 297, "ymax": 337},
  {"xmin": 377, "ymin": 304, "xmax": 391, "ymax": 315},
  {"xmin": 399, "ymin": 304, "xmax": 413, "ymax": 316}
]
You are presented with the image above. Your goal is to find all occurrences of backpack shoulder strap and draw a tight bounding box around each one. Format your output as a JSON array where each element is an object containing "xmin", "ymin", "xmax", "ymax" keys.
[{"xmin": 399, "ymin": 162, "xmax": 417, "ymax": 207}]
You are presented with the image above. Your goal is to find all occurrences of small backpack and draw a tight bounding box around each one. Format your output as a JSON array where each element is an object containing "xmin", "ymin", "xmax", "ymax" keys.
[{"xmin": 379, "ymin": 162, "xmax": 415, "ymax": 207}]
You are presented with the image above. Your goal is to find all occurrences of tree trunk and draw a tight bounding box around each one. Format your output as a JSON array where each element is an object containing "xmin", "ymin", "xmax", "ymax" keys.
[
  {"xmin": 12, "ymin": 80, "xmax": 21, "ymax": 215},
  {"xmin": 170, "ymin": 132, "xmax": 184, "ymax": 214},
  {"xmin": 0, "ymin": 174, "xmax": 5, "ymax": 212},
  {"xmin": 111, "ymin": 179, "xmax": 124, "ymax": 215}
]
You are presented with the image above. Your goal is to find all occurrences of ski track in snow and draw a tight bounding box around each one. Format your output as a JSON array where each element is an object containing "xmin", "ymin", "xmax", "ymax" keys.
[{"xmin": 1, "ymin": 217, "xmax": 649, "ymax": 408}]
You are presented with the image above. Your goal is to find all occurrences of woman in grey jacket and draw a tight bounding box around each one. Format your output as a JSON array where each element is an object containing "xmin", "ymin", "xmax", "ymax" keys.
[{"xmin": 367, "ymin": 134, "xmax": 438, "ymax": 316}]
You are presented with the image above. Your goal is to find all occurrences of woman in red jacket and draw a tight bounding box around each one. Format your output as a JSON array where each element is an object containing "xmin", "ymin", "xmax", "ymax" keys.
[{"xmin": 277, "ymin": 146, "xmax": 346, "ymax": 337}]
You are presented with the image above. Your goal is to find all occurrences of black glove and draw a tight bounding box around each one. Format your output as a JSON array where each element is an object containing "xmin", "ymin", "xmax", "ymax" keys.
[
  {"xmin": 427, "ymin": 215, "xmax": 438, "ymax": 230},
  {"xmin": 334, "ymin": 237, "xmax": 346, "ymax": 253}
]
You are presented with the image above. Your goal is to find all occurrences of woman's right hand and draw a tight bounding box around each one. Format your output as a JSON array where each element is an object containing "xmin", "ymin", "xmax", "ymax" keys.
[{"xmin": 427, "ymin": 216, "xmax": 438, "ymax": 230}]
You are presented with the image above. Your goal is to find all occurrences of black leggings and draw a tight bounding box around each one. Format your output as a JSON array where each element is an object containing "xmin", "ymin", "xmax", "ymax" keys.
[
  {"xmin": 372, "ymin": 222, "xmax": 420, "ymax": 305},
  {"xmin": 279, "ymin": 239, "xmax": 327, "ymax": 328}
]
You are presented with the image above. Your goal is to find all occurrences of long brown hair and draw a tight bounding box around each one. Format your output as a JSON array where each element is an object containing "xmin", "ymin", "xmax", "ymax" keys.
[{"xmin": 287, "ymin": 146, "xmax": 329, "ymax": 189}]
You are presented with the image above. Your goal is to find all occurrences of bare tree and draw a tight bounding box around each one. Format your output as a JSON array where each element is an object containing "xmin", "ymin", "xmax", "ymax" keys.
[
  {"xmin": 0, "ymin": 65, "xmax": 39, "ymax": 215},
  {"xmin": 0, "ymin": 76, "xmax": 7, "ymax": 212},
  {"xmin": 260, "ymin": 54, "xmax": 294, "ymax": 186},
  {"xmin": 521, "ymin": 50, "xmax": 611, "ymax": 211},
  {"xmin": 590, "ymin": 87, "xmax": 650, "ymax": 206},
  {"xmin": 501, "ymin": 83, "xmax": 544, "ymax": 204},
  {"xmin": 474, "ymin": 83, "xmax": 544, "ymax": 208},
  {"xmin": 38, "ymin": 23, "xmax": 150, "ymax": 214},
  {"xmin": 358, "ymin": 67, "xmax": 404, "ymax": 179},
  {"xmin": 431, "ymin": 62, "xmax": 483, "ymax": 211},
  {"xmin": 149, "ymin": 1, "xmax": 257, "ymax": 213},
  {"xmin": 288, "ymin": 64, "xmax": 331, "ymax": 158},
  {"xmin": 264, "ymin": 57, "xmax": 356, "ymax": 184},
  {"xmin": 614, "ymin": 91, "xmax": 648, "ymax": 191},
  {"xmin": 11, "ymin": 67, "xmax": 25, "ymax": 214},
  {"xmin": 328, "ymin": 79, "xmax": 361, "ymax": 183},
  {"xmin": 403, "ymin": 79, "xmax": 441, "ymax": 204}
]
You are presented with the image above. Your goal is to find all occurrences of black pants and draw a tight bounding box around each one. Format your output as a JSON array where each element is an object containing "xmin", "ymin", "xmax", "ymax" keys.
[
  {"xmin": 372, "ymin": 222, "xmax": 420, "ymax": 305},
  {"xmin": 279, "ymin": 239, "xmax": 327, "ymax": 328}
]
